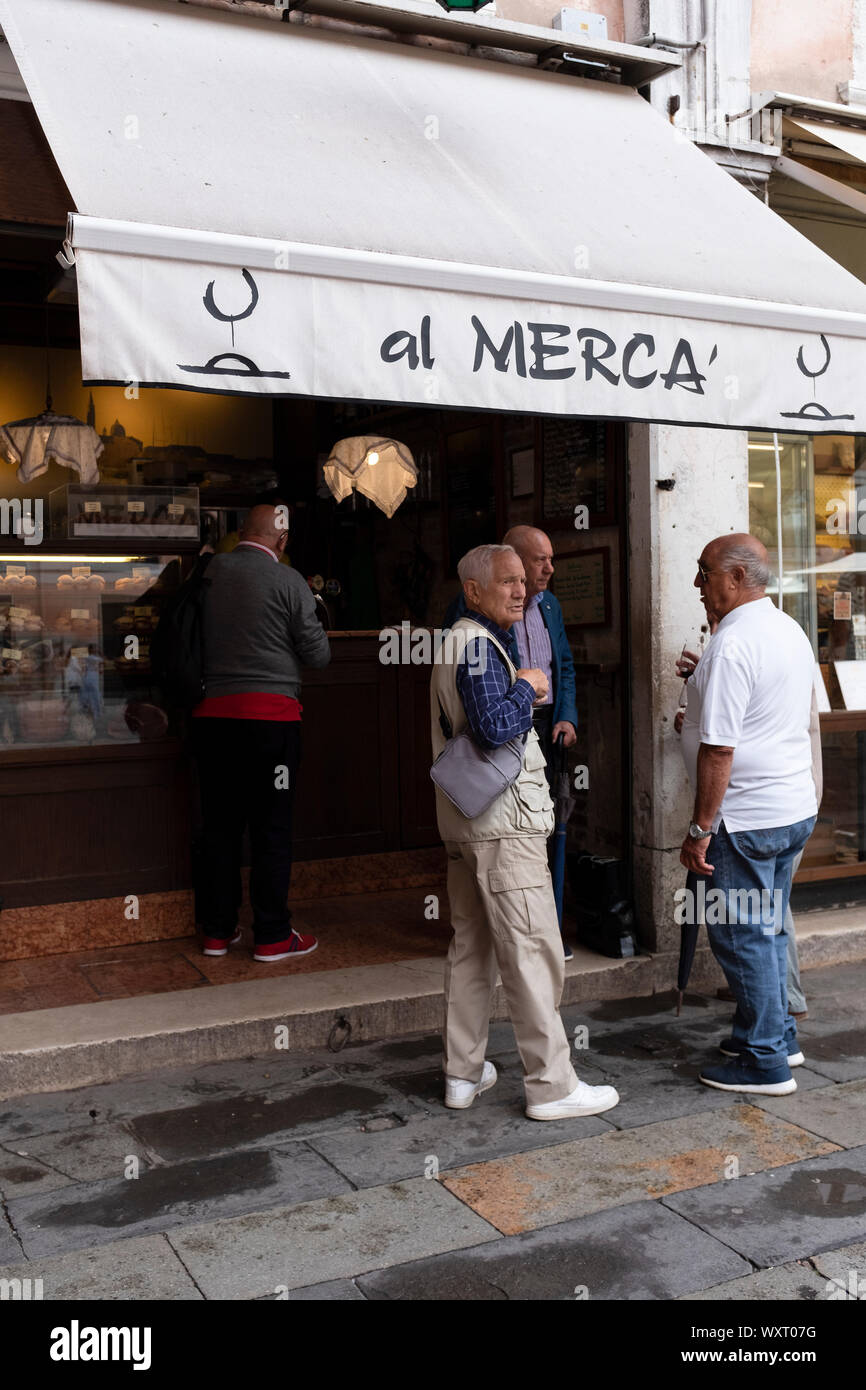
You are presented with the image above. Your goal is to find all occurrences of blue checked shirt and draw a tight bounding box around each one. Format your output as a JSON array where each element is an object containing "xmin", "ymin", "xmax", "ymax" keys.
[{"xmin": 455, "ymin": 610, "xmax": 536, "ymax": 749}]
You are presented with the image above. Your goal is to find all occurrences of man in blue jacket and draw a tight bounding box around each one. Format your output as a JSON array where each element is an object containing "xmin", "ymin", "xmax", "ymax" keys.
[{"xmin": 444, "ymin": 526, "xmax": 578, "ymax": 772}]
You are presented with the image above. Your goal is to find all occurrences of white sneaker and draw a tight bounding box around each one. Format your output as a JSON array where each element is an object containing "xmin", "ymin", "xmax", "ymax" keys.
[
  {"xmin": 526, "ymin": 1078, "xmax": 620, "ymax": 1121},
  {"xmin": 444, "ymin": 1060, "xmax": 497, "ymax": 1110}
]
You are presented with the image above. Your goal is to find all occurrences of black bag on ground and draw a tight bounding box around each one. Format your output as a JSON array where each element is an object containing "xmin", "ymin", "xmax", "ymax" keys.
[
  {"xmin": 567, "ymin": 853, "xmax": 638, "ymax": 959},
  {"xmin": 151, "ymin": 552, "xmax": 214, "ymax": 710}
]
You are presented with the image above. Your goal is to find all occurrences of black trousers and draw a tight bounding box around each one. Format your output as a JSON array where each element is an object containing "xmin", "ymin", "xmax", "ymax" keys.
[{"xmin": 191, "ymin": 718, "xmax": 302, "ymax": 945}]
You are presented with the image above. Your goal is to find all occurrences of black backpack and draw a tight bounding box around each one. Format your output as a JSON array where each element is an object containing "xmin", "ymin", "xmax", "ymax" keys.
[{"xmin": 151, "ymin": 552, "xmax": 214, "ymax": 710}]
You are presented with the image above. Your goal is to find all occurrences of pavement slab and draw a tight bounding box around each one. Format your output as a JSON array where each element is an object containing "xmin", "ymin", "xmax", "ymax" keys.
[
  {"xmin": 751, "ymin": 1078, "xmax": 866, "ymax": 1148},
  {"xmin": 265, "ymin": 1278, "xmax": 367, "ymax": 1301},
  {"xmin": 167, "ymin": 1178, "xmax": 501, "ymax": 1298},
  {"xmin": 0, "ymin": 1217, "xmax": 22, "ymax": 1265},
  {"xmin": 809, "ymin": 1240, "xmax": 866, "ymax": 1298},
  {"xmin": 679, "ymin": 1261, "xmax": 835, "ymax": 1301},
  {"xmin": 663, "ymin": 1143, "xmax": 866, "ymax": 1268},
  {"xmin": 309, "ymin": 1088, "xmax": 613, "ymax": 1189},
  {"xmin": 439, "ymin": 1104, "xmax": 839, "ymax": 1235},
  {"xmin": 7, "ymin": 1143, "xmax": 352, "ymax": 1259},
  {"xmin": 8, "ymin": 1123, "xmax": 147, "ymax": 1185},
  {"xmin": 129, "ymin": 1080, "xmax": 404, "ymax": 1162},
  {"xmin": 0, "ymin": 1057, "xmax": 340, "ymax": 1143},
  {"xmin": 0, "ymin": 1233, "xmax": 203, "ymax": 1300},
  {"xmin": 356, "ymin": 1199, "xmax": 750, "ymax": 1300},
  {"xmin": 0, "ymin": 1146, "xmax": 72, "ymax": 1200}
]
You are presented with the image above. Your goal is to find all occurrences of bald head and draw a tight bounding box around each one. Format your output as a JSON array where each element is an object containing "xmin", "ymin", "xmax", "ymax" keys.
[
  {"xmin": 240, "ymin": 504, "xmax": 289, "ymax": 556},
  {"xmin": 502, "ymin": 526, "xmax": 554, "ymax": 603},
  {"xmin": 696, "ymin": 533, "xmax": 770, "ymax": 620}
]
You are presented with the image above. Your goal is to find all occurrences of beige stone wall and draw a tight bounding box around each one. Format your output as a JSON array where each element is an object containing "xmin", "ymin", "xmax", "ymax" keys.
[{"xmin": 751, "ymin": 0, "xmax": 854, "ymax": 102}]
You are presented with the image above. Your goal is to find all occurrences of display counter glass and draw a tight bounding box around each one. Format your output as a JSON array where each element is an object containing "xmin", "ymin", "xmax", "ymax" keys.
[{"xmin": 0, "ymin": 553, "xmax": 183, "ymax": 750}]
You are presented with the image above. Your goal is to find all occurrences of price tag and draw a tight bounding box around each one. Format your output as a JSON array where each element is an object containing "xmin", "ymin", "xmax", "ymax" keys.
[
  {"xmin": 71, "ymin": 608, "xmax": 91, "ymax": 619},
  {"xmin": 127, "ymin": 501, "xmax": 146, "ymax": 513},
  {"xmin": 834, "ymin": 591, "xmax": 853, "ymax": 620},
  {"xmin": 83, "ymin": 502, "xmax": 102, "ymax": 514},
  {"xmin": 9, "ymin": 606, "xmax": 29, "ymax": 618},
  {"xmin": 72, "ymin": 566, "xmax": 91, "ymax": 578},
  {"xmin": 70, "ymin": 646, "xmax": 89, "ymax": 657},
  {"xmin": 1, "ymin": 648, "xmax": 21, "ymax": 660},
  {"xmin": 5, "ymin": 565, "xmax": 25, "ymax": 578},
  {"xmin": 167, "ymin": 503, "xmax": 185, "ymax": 517},
  {"xmin": 132, "ymin": 567, "xmax": 151, "ymax": 580}
]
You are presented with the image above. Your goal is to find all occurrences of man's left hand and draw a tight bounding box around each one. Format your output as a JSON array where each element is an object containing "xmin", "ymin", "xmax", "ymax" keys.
[
  {"xmin": 680, "ymin": 835, "xmax": 714, "ymax": 875},
  {"xmin": 552, "ymin": 721, "xmax": 577, "ymax": 748}
]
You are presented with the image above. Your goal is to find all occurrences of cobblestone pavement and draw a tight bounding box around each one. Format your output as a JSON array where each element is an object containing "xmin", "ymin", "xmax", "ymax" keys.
[{"xmin": 1, "ymin": 962, "xmax": 866, "ymax": 1301}]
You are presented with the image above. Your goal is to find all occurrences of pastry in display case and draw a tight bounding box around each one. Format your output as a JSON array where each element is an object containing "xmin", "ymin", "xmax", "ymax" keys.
[
  {"xmin": 0, "ymin": 555, "xmax": 184, "ymax": 748},
  {"xmin": 50, "ymin": 485, "xmax": 199, "ymax": 540}
]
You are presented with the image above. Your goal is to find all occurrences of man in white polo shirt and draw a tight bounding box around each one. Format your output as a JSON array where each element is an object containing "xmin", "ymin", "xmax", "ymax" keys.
[{"xmin": 679, "ymin": 533, "xmax": 817, "ymax": 1097}]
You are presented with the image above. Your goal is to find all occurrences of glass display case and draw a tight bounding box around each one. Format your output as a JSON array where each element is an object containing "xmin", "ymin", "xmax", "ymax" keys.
[
  {"xmin": 50, "ymin": 484, "xmax": 199, "ymax": 540},
  {"xmin": 0, "ymin": 553, "xmax": 185, "ymax": 749}
]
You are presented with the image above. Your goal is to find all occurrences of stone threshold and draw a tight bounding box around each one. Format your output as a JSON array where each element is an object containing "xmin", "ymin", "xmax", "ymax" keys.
[
  {"xmin": 0, "ymin": 946, "xmax": 652, "ymax": 1101},
  {"xmin": 1, "ymin": 905, "xmax": 863, "ymax": 1101}
]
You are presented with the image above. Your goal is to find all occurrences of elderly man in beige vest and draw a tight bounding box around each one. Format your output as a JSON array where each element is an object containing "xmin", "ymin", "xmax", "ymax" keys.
[{"xmin": 431, "ymin": 543, "xmax": 619, "ymax": 1120}]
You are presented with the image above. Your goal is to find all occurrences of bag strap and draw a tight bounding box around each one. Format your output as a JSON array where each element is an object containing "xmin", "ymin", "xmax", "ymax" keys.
[{"xmin": 437, "ymin": 696, "xmax": 453, "ymax": 741}]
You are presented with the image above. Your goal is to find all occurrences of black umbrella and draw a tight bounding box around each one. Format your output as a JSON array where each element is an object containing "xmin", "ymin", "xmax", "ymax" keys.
[
  {"xmin": 551, "ymin": 732, "xmax": 575, "ymax": 933},
  {"xmin": 676, "ymin": 869, "xmax": 701, "ymax": 1015}
]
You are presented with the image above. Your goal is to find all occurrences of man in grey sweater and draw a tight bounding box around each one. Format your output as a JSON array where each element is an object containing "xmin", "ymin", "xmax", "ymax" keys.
[{"xmin": 191, "ymin": 504, "xmax": 330, "ymax": 961}]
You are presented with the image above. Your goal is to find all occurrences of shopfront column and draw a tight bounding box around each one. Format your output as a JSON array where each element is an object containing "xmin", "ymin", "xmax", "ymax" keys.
[{"xmin": 628, "ymin": 421, "xmax": 749, "ymax": 954}]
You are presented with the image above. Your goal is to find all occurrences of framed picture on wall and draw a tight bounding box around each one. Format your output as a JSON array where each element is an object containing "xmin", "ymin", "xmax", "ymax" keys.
[
  {"xmin": 553, "ymin": 547, "xmax": 611, "ymax": 630},
  {"xmin": 537, "ymin": 419, "xmax": 618, "ymax": 529},
  {"xmin": 510, "ymin": 446, "xmax": 535, "ymax": 498}
]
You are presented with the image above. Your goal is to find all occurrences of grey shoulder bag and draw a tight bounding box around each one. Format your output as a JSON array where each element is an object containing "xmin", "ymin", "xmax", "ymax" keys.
[{"xmin": 430, "ymin": 696, "xmax": 527, "ymax": 819}]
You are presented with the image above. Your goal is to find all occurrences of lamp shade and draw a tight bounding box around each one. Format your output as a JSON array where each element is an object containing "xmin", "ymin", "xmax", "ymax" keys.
[{"xmin": 323, "ymin": 436, "xmax": 417, "ymax": 518}]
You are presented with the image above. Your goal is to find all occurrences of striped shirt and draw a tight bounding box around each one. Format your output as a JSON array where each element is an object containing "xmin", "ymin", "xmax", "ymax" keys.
[
  {"xmin": 512, "ymin": 592, "xmax": 553, "ymax": 706},
  {"xmin": 456, "ymin": 610, "xmax": 535, "ymax": 749}
]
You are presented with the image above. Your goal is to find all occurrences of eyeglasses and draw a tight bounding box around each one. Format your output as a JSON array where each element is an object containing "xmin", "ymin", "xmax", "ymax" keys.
[{"xmin": 696, "ymin": 560, "xmax": 713, "ymax": 584}]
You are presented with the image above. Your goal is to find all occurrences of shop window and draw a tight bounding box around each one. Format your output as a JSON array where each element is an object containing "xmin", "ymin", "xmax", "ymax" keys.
[{"xmin": 749, "ymin": 431, "xmax": 866, "ymax": 881}]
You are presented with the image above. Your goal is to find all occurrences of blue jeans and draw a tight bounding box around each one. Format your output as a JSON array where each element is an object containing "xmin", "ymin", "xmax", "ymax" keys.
[{"xmin": 703, "ymin": 817, "xmax": 816, "ymax": 1071}]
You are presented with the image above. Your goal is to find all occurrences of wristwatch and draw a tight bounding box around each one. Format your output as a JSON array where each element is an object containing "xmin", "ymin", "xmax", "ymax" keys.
[{"xmin": 688, "ymin": 821, "xmax": 712, "ymax": 840}]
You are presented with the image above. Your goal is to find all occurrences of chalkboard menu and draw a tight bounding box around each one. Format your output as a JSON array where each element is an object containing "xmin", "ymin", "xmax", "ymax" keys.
[
  {"xmin": 541, "ymin": 419, "xmax": 610, "ymax": 526},
  {"xmin": 554, "ymin": 548, "xmax": 611, "ymax": 629}
]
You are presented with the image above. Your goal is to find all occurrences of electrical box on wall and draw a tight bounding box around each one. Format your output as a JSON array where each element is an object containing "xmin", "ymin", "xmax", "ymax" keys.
[{"xmin": 552, "ymin": 8, "xmax": 608, "ymax": 40}]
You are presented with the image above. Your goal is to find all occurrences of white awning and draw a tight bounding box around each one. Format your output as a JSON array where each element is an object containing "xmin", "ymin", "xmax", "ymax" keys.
[{"xmin": 6, "ymin": 0, "xmax": 866, "ymax": 430}]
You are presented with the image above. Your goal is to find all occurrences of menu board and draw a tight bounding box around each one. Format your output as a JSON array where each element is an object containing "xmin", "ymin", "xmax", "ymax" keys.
[
  {"xmin": 554, "ymin": 548, "xmax": 610, "ymax": 628},
  {"xmin": 542, "ymin": 419, "xmax": 608, "ymax": 525}
]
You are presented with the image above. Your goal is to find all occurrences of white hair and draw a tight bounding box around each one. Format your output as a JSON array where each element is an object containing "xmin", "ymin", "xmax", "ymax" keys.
[
  {"xmin": 719, "ymin": 543, "xmax": 770, "ymax": 589},
  {"xmin": 457, "ymin": 544, "xmax": 519, "ymax": 589}
]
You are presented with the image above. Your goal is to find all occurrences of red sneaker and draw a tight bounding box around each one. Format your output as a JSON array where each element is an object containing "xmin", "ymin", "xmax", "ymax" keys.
[
  {"xmin": 253, "ymin": 930, "xmax": 318, "ymax": 962},
  {"xmin": 202, "ymin": 928, "xmax": 242, "ymax": 957}
]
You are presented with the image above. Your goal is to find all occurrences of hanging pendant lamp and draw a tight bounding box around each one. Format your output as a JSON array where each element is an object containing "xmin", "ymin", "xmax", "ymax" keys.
[{"xmin": 323, "ymin": 436, "xmax": 417, "ymax": 518}]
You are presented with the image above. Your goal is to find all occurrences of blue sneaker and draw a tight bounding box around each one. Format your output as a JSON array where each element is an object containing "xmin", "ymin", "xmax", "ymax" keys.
[
  {"xmin": 563, "ymin": 940, "xmax": 574, "ymax": 962},
  {"xmin": 699, "ymin": 1056, "xmax": 796, "ymax": 1096},
  {"xmin": 719, "ymin": 1037, "xmax": 804, "ymax": 1068}
]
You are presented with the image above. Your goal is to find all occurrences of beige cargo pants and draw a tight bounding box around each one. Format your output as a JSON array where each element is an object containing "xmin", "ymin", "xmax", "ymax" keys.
[{"xmin": 443, "ymin": 834, "xmax": 578, "ymax": 1106}]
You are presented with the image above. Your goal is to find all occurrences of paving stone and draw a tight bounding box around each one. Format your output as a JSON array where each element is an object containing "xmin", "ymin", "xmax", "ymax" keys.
[
  {"xmin": 751, "ymin": 1079, "xmax": 866, "ymax": 1148},
  {"xmin": 356, "ymin": 1199, "xmax": 749, "ymax": 1300},
  {"xmin": 0, "ymin": 1218, "xmax": 22, "ymax": 1265},
  {"xmin": 265, "ymin": 1278, "xmax": 367, "ymax": 1301},
  {"xmin": 439, "ymin": 1104, "xmax": 839, "ymax": 1235},
  {"xmin": 11, "ymin": 1124, "xmax": 144, "ymax": 1185},
  {"xmin": 0, "ymin": 1233, "xmax": 203, "ymax": 1300},
  {"xmin": 0, "ymin": 1146, "xmax": 72, "ymax": 1199},
  {"xmin": 129, "ymin": 1081, "xmax": 402, "ymax": 1162},
  {"xmin": 679, "ymin": 1261, "xmax": 834, "ymax": 1301},
  {"xmin": 810, "ymin": 1240, "xmax": 866, "ymax": 1298},
  {"xmin": 0, "ymin": 1059, "xmax": 340, "ymax": 1142},
  {"xmin": 8, "ymin": 1143, "xmax": 352, "ymax": 1259},
  {"xmin": 168, "ymin": 1178, "xmax": 500, "ymax": 1298},
  {"xmin": 310, "ymin": 1080, "xmax": 613, "ymax": 1188},
  {"xmin": 782, "ymin": 1026, "xmax": 866, "ymax": 1083},
  {"xmin": 662, "ymin": 1144, "xmax": 866, "ymax": 1267}
]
